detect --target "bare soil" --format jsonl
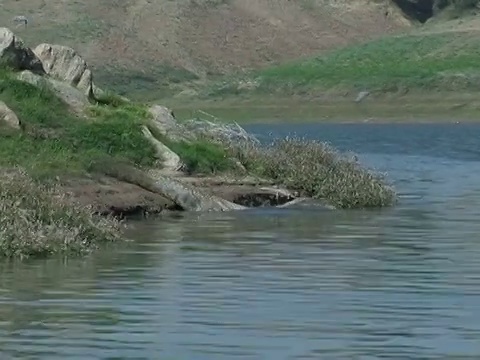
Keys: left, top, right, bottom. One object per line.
{"left": 60, "top": 176, "right": 178, "bottom": 217}
{"left": 59, "top": 174, "right": 298, "bottom": 217}
{"left": 0, "top": 0, "right": 411, "bottom": 77}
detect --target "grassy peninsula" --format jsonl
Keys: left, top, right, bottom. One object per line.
{"left": 0, "top": 58, "right": 396, "bottom": 258}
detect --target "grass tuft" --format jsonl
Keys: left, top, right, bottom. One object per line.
{"left": 167, "top": 138, "right": 235, "bottom": 175}
{"left": 218, "top": 136, "right": 396, "bottom": 208}
{"left": 0, "top": 168, "right": 121, "bottom": 259}
{"left": 175, "top": 115, "right": 397, "bottom": 208}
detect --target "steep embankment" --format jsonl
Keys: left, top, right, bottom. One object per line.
{"left": 0, "top": 0, "right": 410, "bottom": 98}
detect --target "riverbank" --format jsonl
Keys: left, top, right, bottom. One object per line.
{"left": 163, "top": 17, "right": 480, "bottom": 123}
{"left": 165, "top": 91, "right": 480, "bottom": 124}
{"left": 0, "top": 27, "right": 396, "bottom": 258}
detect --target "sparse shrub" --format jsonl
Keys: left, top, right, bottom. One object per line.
{"left": 181, "top": 117, "right": 396, "bottom": 208}
{"left": 0, "top": 168, "right": 122, "bottom": 259}
{"left": 219, "top": 136, "right": 396, "bottom": 209}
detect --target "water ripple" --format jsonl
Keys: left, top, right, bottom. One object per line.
{"left": 2, "top": 124, "right": 480, "bottom": 359}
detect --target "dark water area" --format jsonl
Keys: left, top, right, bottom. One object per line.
{"left": 2, "top": 123, "right": 480, "bottom": 359}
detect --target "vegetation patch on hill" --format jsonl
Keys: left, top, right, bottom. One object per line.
{"left": 0, "top": 69, "right": 157, "bottom": 180}
{"left": 206, "top": 31, "right": 480, "bottom": 99}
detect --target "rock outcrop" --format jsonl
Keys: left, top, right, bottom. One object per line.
{"left": 106, "top": 166, "right": 247, "bottom": 212}
{"left": 0, "top": 27, "right": 309, "bottom": 214}
{"left": 141, "top": 125, "right": 184, "bottom": 172}
{"left": 0, "top": 28, "right": 44, "bottom": 74}
{"left": 0, "top": 101, "right": 20, "bottom": 129}
{"left": 0, "top": 28, "right": 95, "bottom": 113}
{"left": 148, "top": 171, "right": 247, "bottom": 211}
{"left": 17, "top": 70, "right": 90, "bottom": 113}
{"left": 148, "top": 105, "right": 193, "bottom": 142}
{"left": 33, "top": 43, "right": 96, "bottom": 99}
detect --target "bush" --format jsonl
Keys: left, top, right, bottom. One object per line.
{"left": 225, "top": 137, "right": 397, "bottom": 209}
{"left": 167, "top": 138, "right": 235, "bottom": 175}
{"left": 0, "top": 169, "right": 122, "bottom": 259}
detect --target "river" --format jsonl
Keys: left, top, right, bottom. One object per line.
{"left": 2, "top": 123, "right": 480, "bottom": 359}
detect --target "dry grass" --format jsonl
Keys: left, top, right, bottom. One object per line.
{"left": 247, "top": 138, "right": 396, "bottom": 208}
{"left": 183, "top": 117, "right": 396, "bottom": 208}
{"left": 0, "top": 168, "right": 122, "bottom": 259}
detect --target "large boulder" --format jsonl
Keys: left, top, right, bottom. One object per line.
{"left": 0, "top": 101, "right": 20, "bottom": 129}
{"left": 0, "top": 28, "right": 44, "bottom": 73}
{"left": 33, "top": 43, "right": 95, "bottom": 99}
{"left": 17, "top": 70, "right": 90, "bottom": 113}
{"left": 148, "top": 105, "right": 193, "bottom": 142}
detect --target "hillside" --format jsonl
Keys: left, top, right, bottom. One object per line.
{"left": 163, "top": 4, "right": 480, "bottom": 122}
{"left": 0, "top": 0, "right": 411, "bottom": 98}
{"left": 208, "top": 21, "right": 480, "bottom": 98}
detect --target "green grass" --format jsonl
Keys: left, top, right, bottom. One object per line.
{"left": 0, "top": 69, "right": 156, "bottom": 258}
{"left": 146, "top": 122, "right": 237, "bottom": 175}
{"left": 0, "top": 68, "right": 241, "bottom": 178}
{"left": 167, "top": 139, "right": 235, "bottom": 175}
{"left": 0, "top": 63, "right": 397, "bottom": 217}
{"left": 94, "top": 64, "right": 199, "bottom": 100}
{"left": 0, "top": 70, "right": 157, "bottom": 179}
{"left": 206, "top": 32, "right": 480, "bottom": 97}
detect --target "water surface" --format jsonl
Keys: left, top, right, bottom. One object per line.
{"left": 2, "top": 123, "right": 480, "bottom": 359}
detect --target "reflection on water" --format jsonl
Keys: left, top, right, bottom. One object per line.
{"left": 2, "top": 123, "right": 480, "bottom": 359}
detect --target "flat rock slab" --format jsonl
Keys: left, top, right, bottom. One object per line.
{"left": 0, "top": 27, "right": 44, "bottom": 73}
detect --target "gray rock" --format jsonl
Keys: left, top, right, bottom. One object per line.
{"left": 0, "top": 27, "right": 44, "bottom": 73}
{"left": 17, "top": 70, "right": 90, "bottom": 113}
{"left": 148, "top": 105, "right": 193, "bottom": 142}
{"left": 141, "top": 125, "right": 184, "bottom": 172}
{"left": 150, "top": 173, "right": 246, "bottom": 211}
{"left": 0, "top": 101, "right": 20, "bottom": 129}
{"left": 116, "top": 168, "right": 246, "bottom": 212}
{"left": 33, "top": 43, "right": 96, "bottom": 99}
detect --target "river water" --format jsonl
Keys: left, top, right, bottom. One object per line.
{"left": 2, "top": 123, "right": 480, "bottom": 359}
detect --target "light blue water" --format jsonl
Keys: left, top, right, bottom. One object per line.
{"left": 2, "top": 123, "right": 480, "bottom": 359}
